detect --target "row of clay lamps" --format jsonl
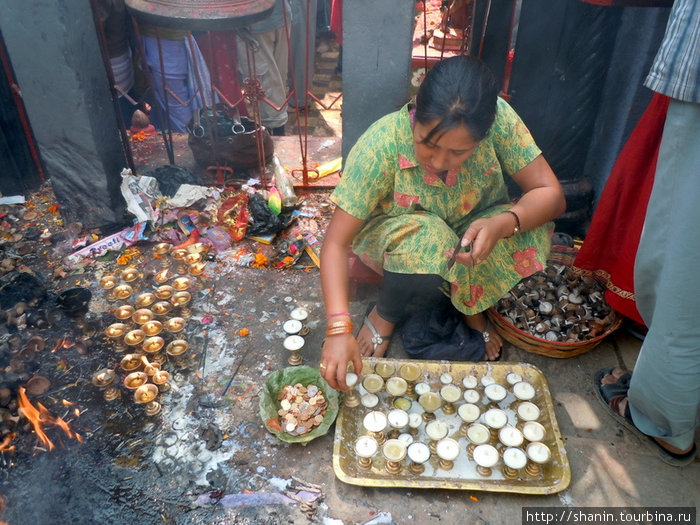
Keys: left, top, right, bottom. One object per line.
{"left": 95, "top": 242, "right": 208, "bottom": 414}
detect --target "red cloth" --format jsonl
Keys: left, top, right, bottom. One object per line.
{"left": 195, "top": 31, "right": 248, "bottom": 115}
{"left": 572, "top": 93, "right": 670, "bottom": 325}
{"left": 331, "top": 0, "right": 342, "bottom": 46}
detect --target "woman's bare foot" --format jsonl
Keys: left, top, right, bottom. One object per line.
{"left": 464, "top": 312, "right": 502, "bottom": 361}
{"left": 357, "top": 305, "right": 394, "bottom": 357}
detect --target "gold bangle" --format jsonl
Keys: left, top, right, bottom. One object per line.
{"left": 326, "top": 320, "right": 354, "bottom": 330}
{"left": 326, "top": 327, "right": 354, "bottom": 337}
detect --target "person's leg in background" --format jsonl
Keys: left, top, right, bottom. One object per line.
{"left": 237, "top": 29, "right": 289, "bottom": 135}
{"left": 289, "top": 0, "right": 318, "bottom": 109}
{"left": 630, "top": 99, "right": 700, "bottom": 456}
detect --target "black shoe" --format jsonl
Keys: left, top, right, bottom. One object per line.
{"left": 270, "top": 125, "right": 286, "bottom": 136}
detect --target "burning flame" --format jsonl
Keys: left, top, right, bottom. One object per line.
{"left": 0, "top": 432, "right": 17, "bottom": 452}
{"left": 17, "top": 387, "right": 83, "bottom": 451}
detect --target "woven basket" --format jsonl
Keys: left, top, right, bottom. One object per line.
{"left": 485, "top": 245, "right": 622, "bottom": 358}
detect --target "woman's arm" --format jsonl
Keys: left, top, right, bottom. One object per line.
{"left": 453, "top": 154, "right": 566, "bottom": 266}
{"left": 319, "top": 207, "right": 366, "bottom": 390}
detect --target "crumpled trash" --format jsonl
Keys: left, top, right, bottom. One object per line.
{"left": 400, "top": 302, "right": 485, "bottom": 361}
{"left": 120, "top": 170, "right": 162, "bottom": 223}
{"left": 144, "top": 165, "right": 198, "bottom": 197}
{"left": 246, "top": 193, "right": 291, "bottom": 237}
{"left": 65, "top": 222, "right": 148, "bottom": 265}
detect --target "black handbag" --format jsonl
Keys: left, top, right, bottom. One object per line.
{"left": 187, "top": 103, "right": 274, "bottom": 170}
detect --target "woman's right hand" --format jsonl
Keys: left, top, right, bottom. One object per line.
{"left": 320, "top": 333, "right": 363, "bottom": 391}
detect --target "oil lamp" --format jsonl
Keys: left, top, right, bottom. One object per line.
{"left": 463, "top": 388, "right": 481, "bottom": 404}
{"left": 165, "top": 339, "right": 188, "bottom": 357}
{"left": 120, "top": 353, "right": 143, "bottom": 372}
{"left": 135, "top": 292, "right": 156, "bottom": 308}
{"left": 484, "top": 383, "right": 508, "bottom": 404}
{"left": 462, "top": 375, "right": 478, "bottom": 389}
{"left": 142, "top": 320, "right": 163, "bottom": 336}
{"left": 398, "top": 363, "right": 422, "bottom": 397}
{"left": 153, "top": 268, "right": 172, "bottom": 284}
{"left": 418, "top": 391, "right": 441, "bottom": 422}
{"left": 120, "top": 267, "right": 140, "bottom": 283}
{"left": 374, "top": 361, "right": 395, "bottom": 380}
{"left": 155, "top": 285, "right": 175, "bottom": 300}
{"left": 152, "top": 369, "right": 171, "bottom": 392}
{"left": 170, "top": 291, "right": 192, "bottom": 318}
{"left": 354, "top": 435, "right": 378, "bottom": 470}
{"left": 124, "top": 371, "right": 148, "bottom": 390}
{"left": 439, "top": 384, "right": 461, "bottom": 415}
{"left": 164, "top": 317, "right": 186, "bottom": 333}
{"left": 361, "top": 374, "right": 384, "bottom": 395}
{"left": 407, "top": 441, "right": 430, "bottom": 474}
{"left": 502, "top": 447, "right": 527, "bottom": 479}
{"left": 134, "top": 383, "right": 158, "bottom": 404}
{"left": 283, "top": 335, "right": 304, "bottom": 365}
{"left": 499, "top": 425, "right": 524, "bottom": 448}
{"left": 171, "top": 248, "right": 189, "bottom": 274}
{"left": 132, "top": 308, "right": 154, "bottom": 325}
{"left": 381, "top": 438, "right": 407, "bottom": 474}
{"left": 343, "top": 372, "right": 360, "bottom": 408}
{"left": 517, "top": 402, "right": 541, "bottom": 426}
{"left": 113, "top": 284, "right": 134, "bottom": 301}
{"left": 525, "top": 442, "right": 551, "bottom": 477}
{"left": 114, "top": 304, "right": 135, "bottom": 321}
{"left": 124, "top": 329, "right": 146, "bottom": 347}
{"left": 172, "top": 276, "right": 193, "bottom": 291}
{"left": 458, "top": 403, "right": 480, "bottom": 436}
{"left": 289, "top": 307, "right": 309, "bottom": 335}
{"left": 424, "top": 419, "right": 449, "bottom": 454}
{"left": 466, "top": 423, "right": 490, "bottom": 458}
{"left": 512, "top": 381, "right": 536, "bottom": 401}
{"left": 362, "top": 411, "right": 388, "bottom": 445}
{"left": 435, "top": 437, "right": 460, "bottom": 471}
{"left": 142, "top": 336, "right": 165, "bottom": 355}
{"left": 386, "top": 409, "right": 409, "bottom": 439}
{"left": 473, "top": 444, "right": 499, "bottom": 477}
{"left": 152, "top": 301, "right": 173, "bottom": 317}
{"left": 522, "top": 421, "right": 546, "bottom": 443}
{"left": 154, "top": 242, "right": 172, "bottom": 267}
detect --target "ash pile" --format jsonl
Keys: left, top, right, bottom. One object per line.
{"left": 0, "top": 271, "right": 93, "bottom": 452}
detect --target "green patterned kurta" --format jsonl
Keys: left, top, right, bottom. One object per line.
{"left": 331, "top": 98, "right": 553, "bottom": 315}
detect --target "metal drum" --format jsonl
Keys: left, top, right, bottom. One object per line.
{"left": 125, "top": 0, "right": 275, "bottom": 31}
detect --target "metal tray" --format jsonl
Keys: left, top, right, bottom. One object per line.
{"left": 332, "top": 358, "right": 571, "bottom": 494}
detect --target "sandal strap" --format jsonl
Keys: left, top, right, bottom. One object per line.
{"left": 364, "top": 316, "right": 390, "bottom": 350}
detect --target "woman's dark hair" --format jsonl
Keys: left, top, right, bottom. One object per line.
{"left": 415, "top": 55, "right": 498, "bottom": 143}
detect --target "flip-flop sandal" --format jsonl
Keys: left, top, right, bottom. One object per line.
{"left": 594, "top": 369, "right": 697, "bottom": 467}
{"left": 594, "top": 367, "right": 631, "bottom": 403}
{"left": 361, "top": 302, "right": 392, "bottom": 357}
